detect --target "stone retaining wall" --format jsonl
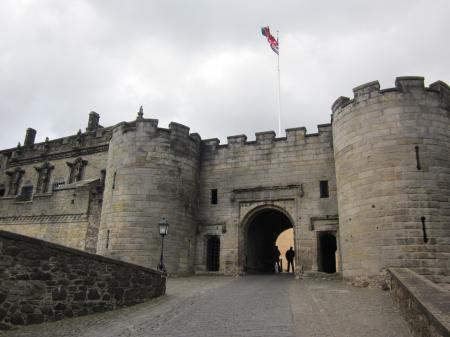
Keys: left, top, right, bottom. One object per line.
{"left": 389, "top": 268, "right": 450, "bottom": 337}
{"left": 0, "top": 230, "right": 166, "bottom": 330}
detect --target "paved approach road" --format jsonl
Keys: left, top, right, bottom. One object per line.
{"left": 3, "top": 275, "right": 411, "bottom": 337}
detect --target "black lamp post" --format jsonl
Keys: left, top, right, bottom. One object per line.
{"left": 157, "top": 217, "right": 169, "bottom": 272}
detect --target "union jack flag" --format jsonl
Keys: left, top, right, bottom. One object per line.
{"left": 261, "top": 26, "right": 279, "bottom": 55}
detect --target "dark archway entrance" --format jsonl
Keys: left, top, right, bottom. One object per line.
{"left": 206, "top": 236, "right": 220, "bottom": 271}
{"left": 318, "top": 233, "right": 337, "bottom": 273}
{"left": 245, "top": 208, "right": 293, "bottom": 273}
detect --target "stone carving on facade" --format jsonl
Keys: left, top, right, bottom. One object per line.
{"left": 67, "top": 157, "right": 88, "bottom": 184}
{"left": 74, "top": 129, "right": 83, "bottom": 147}
{"left": 35, "top": 162, "right": 54, "bottom": 193}
{"left": 14, "top": 142, "right": 22, "bottom": 157}
{"left": 44, "top": 137, "right": 50, "bottom": 151}
{"left": 137, "top": 105, "right": 144, "bottom": 119}
{"left": 6, "top": 167, "right": 25, "bottom": 195}
{"left": 86, "top": 111, "right": 101, "bottom": 131}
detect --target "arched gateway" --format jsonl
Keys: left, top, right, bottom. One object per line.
{"left": 240, "top": 205, "right": 295, "bottom": 273}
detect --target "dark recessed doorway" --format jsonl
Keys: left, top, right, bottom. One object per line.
{"left": 245, "top": 208, "right": 294, "bottom": 274}
{"left": 206, "top": 236, "right": 220, "bottom": 271}
{"left": 318, "top": 232, "right": 337, "bottom": 273}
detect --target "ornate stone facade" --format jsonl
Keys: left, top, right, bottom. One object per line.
{"left": 0, "top": 76, "right": 449, "bottom": 287}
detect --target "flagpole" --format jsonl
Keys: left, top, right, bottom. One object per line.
{"left": 276, "top": 30, "right": 282, "bottom": 136}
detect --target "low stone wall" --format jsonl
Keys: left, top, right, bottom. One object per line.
{"left": 389, "top": 268, "right": 450, "bottom": 337}
{"left": 0, "top": 230, "right": 165, "bottom": 330}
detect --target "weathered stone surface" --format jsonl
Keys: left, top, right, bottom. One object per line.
{"left": 19, "top": 304, "right": 33, "bottom": 314}
{"left": 26, "top": 313, "right": 44, "bottom": 324}
{"left": 0, "top": 255, "right": 13, "bottom": 267}
{"left": 0, "top": 308, "right": 7, "bottom": 320}
{"left": 389, "top": 268, "right": 450, "bottom": 337}
{"left": 52, "top": 288, "right": 67, "bottom": 301}
{"left": 30, "top": 271, "right": 52, "bottom": 281}
{"left": 41, "top": 306, "right": 53, "bottom": 316}
{"left": 87, "top": 289, "right": 100, "bottom": 300}
{"left": 73, "top": 291, "right": 85, "bottom": 301}
{"left": 332, "top": 79, "right": 450, "bottom": 285}
{"left": 108, "top": 288, "right": 124, "bottom": 301}
{"left": 0, "top": 292, "right": 6, "bottom": 304}
{"left": 0, "top": 231, "right": 165, "bottom": 330}
{"left": 54, "top": 302, "right": 66, "bottom": 311}
{"left": 10, "top": 313, "right": 24, "bottom": 325}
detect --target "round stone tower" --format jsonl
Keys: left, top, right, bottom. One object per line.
{"left": 97, "top": 118, "right": 201, "bottom": 274}
{"left": 332, "top": 77, "right": 450, "bottom": 285}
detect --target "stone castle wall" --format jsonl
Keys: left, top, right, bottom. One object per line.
{"left": 197, "top": 126, "right": 338, "bottom": 274}
{"left": 0, "top": 230, "right": 165, "bottom": 330}
{"left": 96, "top": 119, "right": 201, "bottom": 274}
{"left": 0, "top": 117, "right": 110, "bottom": 251}
{"left": 0, "top": 76, "right": 448, "bottom": 284}
{"left": 332, "top": 77, "right": 450, "bottom": 285}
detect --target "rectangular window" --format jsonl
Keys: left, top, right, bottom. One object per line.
{"left": 0, "top": 188, "right": 5, "bottom": 197}
{"left": 18, "top": 186, "right": 33, "bottom": 202}
{"left": 211, "top": 189, "right": 218, "bottom": 204}
{"left": 320, "top": 181, "right": 329, "bottom": 198}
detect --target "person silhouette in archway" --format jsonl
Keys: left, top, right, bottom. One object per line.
{"left": 273, "top": 246, "right": 281, "bottom": 273}
{"left": 286, "top": 247, "right": 295, "bottom": 273}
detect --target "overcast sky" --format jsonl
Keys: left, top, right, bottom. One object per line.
{"left": 1, "top": 0, "right": 449, "bottom": 149}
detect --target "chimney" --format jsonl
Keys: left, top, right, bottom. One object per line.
{"left": 86, "top": 111, "right": 100, "bottom": 131}
{"left": 24, "top": 128, "right": 36, "bottom": 147}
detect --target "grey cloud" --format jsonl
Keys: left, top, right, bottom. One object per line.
{"left": 0, "top": 0, "right": 449, "bottom": 149}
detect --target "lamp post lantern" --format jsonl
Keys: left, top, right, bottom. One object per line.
{"left": 158, "top": 217, "right": 169, "bottom": 272}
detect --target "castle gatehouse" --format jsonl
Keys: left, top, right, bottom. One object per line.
{"left": 0, "top": 76, "right": 449, "bottom": 287}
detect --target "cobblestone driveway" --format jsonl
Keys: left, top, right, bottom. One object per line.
{"left": 2, "top": 275, "right": 411, "bottom": 337}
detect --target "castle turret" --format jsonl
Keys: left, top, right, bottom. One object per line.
{"left": 96, "top": 117, "right": 201, "bottom": 274}
{"left": 24, "top": 128, "right": 36, "bottom": 147}
{"left": 332, "top": 77, "right": 450, "bottom": 285}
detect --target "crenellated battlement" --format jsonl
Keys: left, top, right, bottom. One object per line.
{"left": 169, "top": 121, "right": 190, "bottom": 137}
{"left": 332, "top": 76, "right": 450, "bottom": 115}
{"left": 395, "top": 76, "right": 425, "bottom": 92}
{"left": 285, "top": 127, "right": 306, "bottom": 143}
{"left": 255, "top": 131, "right": 275, "bottom": 144}
{"left": 353, "top": 80, "right": 381, "bottom": 101}
{"left": 227, "top": 134, "right": 247, "bottom": 146}
{"left": 429, "top": 80, "right": 450, "bottom": 105}
{"left": 201, "top": 124, "right": 332, "bottom": 155}
{"left": 111, "top": 118, "right": 201, "bottom": 145}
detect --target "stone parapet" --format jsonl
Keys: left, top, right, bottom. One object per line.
{"left": 255, "top": 131, "right": 276, "bottom": 144}
{"left": 227, "top": 134, "right": 248, "bottom": 146}
{"left": 0, "top": 230, "right": 165, "bottom": 330}
{"left": 332, "top": 76, "right": 450, "bottom": 114}
{"left": 201, "top": 124, "right": 332, "bottom": 156}
{"left": 389, "top": 268, "right": 450, "bottom": 337}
